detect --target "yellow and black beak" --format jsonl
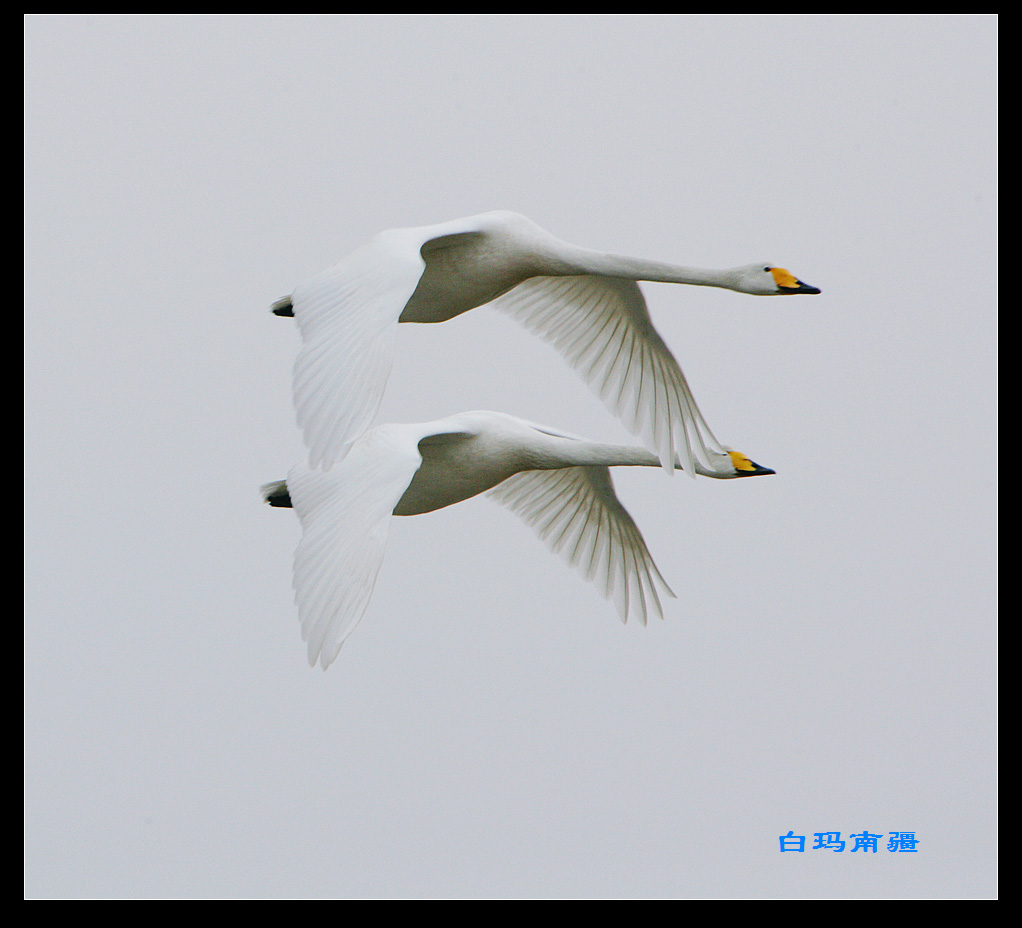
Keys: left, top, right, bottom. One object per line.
{"left": 727, "top": 451, "right": 776, "bottom": 478}
{"left": 770, "top": 267, "right": 821, "bottom": 295}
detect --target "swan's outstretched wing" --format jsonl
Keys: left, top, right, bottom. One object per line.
{"left": 285, "top": 430, "right": 423, "bottom": 669}
{"left": 290, "top": 232, "right": 425, "bottom": 469}
{"left": 490, "top": 276, "right": 726, "bottom": 477}
{"left": 487, "top": 465, "right": 676, "bottom": 625}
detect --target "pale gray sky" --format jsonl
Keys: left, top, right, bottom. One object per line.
{"left": 25, "top": 14, "right": 996, "bottom": 898}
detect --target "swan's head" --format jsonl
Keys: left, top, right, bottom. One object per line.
{"left": 696, "top": 449, "right": 776, "bottom": 478}
{"left": 732, "top": 264, "right": 821, "bottom": 296}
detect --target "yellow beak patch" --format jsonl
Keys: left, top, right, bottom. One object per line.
{"left": 770, "top": 267, "right": 801, "bottom": 289}
{"left": 727, "top": 450, "right": 758, "bottom": 472}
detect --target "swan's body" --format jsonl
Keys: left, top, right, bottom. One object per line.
{"left": 273, "top": 210, "right": 819, "bottom": 477}
{"left": 263, "top": 410, "right": 774, "bottom": 669}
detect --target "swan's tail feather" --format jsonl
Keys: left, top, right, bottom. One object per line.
{"left": 271, "top": 296, "right": 294, "bottom": 317}
{"left": 261, "top": 480, "right": 292, "bottom": 508}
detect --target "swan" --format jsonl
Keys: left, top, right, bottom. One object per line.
{"left": 262, "top": 410, "right": 774, "bottom": 669}
{"left": 271, "top": 210, "right": 819, "bottom": 478}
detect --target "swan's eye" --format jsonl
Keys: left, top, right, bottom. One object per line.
{"left": 763, "top": 266, "right": 771, "bottom": 272}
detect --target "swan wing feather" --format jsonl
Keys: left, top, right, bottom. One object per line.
{"left": 487, "top": 464, "right": 676, "bottom": 626}
{"left": 286, "top": 428, "right": 423, "bottom": 669}
{"left": 490, "top": 275, "right": 725, "bottom": 476}
{"left": 290, "top": 232, "right": 425, "bottom": 469}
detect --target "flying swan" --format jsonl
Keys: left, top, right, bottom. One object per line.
{"left": 272, "top": 211, "right": 819, "bottom": 478}
{"left": 262, "top": 410, "right": 775, "bottom": 669}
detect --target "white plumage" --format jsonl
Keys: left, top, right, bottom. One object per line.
{"left": 263, "top": 411, "right": 774, "bottom": 669}
{"left": 274, "top": 210, "right": 819, "bottom": 477}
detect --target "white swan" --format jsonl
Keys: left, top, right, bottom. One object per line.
{"left": 262, "top": 410, "right": 774, "bottom": 669}
{"left": 272, "top": 210, "right": 819, "bottom": 478}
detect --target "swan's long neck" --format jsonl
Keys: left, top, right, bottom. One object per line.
{"left": 533, "top": 436, "right": 731, "bottom": 478}
{"left": 543, "top": 441, "right": 663, "bottom": 469}
{"left": 553, "top": 242, "right": 741, "bottom": 290}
